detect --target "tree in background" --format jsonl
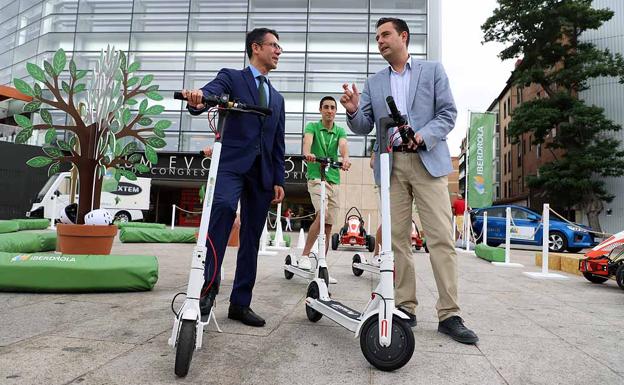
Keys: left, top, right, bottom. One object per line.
{"left": 13, "top": 47, "right": 170, "bottom": 223}
{"left": 483, "top": 0, "right": 624, "bottom": 232}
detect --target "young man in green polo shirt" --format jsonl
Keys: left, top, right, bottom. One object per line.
{"left": 299, "top": 96, "right": 351, "bottom": 272}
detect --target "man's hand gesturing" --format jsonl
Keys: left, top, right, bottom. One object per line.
{"left": 340, "top": 83, "right": 360, "bottom": 115}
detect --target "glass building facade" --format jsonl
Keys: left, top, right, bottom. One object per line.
{"left": 0, "top": 0, "right": 439, "bottom": 157}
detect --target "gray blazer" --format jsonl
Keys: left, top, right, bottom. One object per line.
{"left": 348, "top": 58, "right": 457, "bottom": 185}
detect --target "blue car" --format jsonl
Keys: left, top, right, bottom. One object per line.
{"left": 469, "top": 205, "right": 597, "bottom": 253}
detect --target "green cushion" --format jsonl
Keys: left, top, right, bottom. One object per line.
{"left": 10, "top": 218, "right": 51, "bottom": 231}
{"left": 475, "top": 243, "right": 506, "bottom": 262}
{"left": 0, "top": 232, "right": 57, "bottom": 253}
{"left": 115, "top": 222, "right": 166, "bottom": 229}
{"left": 119, "top": 227, "right": 197, "bottom": 243}
{"left": 0, "top": 252, "right": 158, "bottom": 292}
{"left": 0, "top": 220, "right": 20, "bottom": 234}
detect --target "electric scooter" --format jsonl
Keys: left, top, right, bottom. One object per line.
{"left": 283, "top": 157, "right": 342, "bottom": 286}
{"left": 303, "top": 96, "right": 417, "bottom": 371}
{"left": 168, "top": 91, "right": 272, "bottom": 378}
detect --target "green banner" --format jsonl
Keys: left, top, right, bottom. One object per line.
{"left": 467, "top": 112, "right": 495, "bottom": 208}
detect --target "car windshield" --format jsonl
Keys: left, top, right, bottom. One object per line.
{"left": 34, "top": 175, "right": 59, "bottom": 203}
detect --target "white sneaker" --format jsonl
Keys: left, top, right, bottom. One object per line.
{"left": 297, "top": 255, "right": 312, "bottom": 270}
{"left": 329, "top": 276, "right": 338, "bottom": 284}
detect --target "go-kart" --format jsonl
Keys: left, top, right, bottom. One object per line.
{"left": 578, "top": 230, "right": 624, "bottom": 290}
{"left": 331, "top": 207, "right": 375, "bottom": 252}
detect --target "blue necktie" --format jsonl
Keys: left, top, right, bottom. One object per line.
{"left": 257, "top": 75, "right": 268, "bottom": 108}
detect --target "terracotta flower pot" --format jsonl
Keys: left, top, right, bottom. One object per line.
{"left": 56, "top": 223, "right": 118, "bottom": 255}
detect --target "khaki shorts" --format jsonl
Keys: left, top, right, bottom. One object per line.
{"left": 455, "top": 215, "right": 464, "bottom": 232}
{"left": 307, "top": 179, "right": 339, "bottom": 225}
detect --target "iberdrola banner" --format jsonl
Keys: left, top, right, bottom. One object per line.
{"left": 467, "top": 112, "right": 495, "bottom": 208}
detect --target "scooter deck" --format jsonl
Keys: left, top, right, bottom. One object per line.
{"left": 307, "top": 298, "right": 361, "bottom": 332}
{"left": 284, "top": 264, "right": 316, "bottom": 280}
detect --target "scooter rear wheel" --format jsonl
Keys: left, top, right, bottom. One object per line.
{"left": 284, "top": 255, "right": 294, "bottom": 279}
{"left": 359, "top": 315, "right": 415, "bottom": 371}
{"left": 174, "top": 319, "right": 196, "bottom": 377}
{"left": 352, "top": 254, "right": 364, "bottom": 276}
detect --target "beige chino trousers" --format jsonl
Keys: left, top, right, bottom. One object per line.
{"left": 390, "top": 152, "right": 460, "bottom": 321}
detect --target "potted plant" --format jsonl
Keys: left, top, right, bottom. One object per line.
{"left": 12, "top": 46, "right": 170, "bottom": 254}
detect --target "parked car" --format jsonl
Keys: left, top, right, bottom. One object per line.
{"left": 469, "top": 205, "right": 597, "bottom": 253}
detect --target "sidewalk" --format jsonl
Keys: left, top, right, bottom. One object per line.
{"left": 1, "top": 235, "right": 623, "bottom": 385}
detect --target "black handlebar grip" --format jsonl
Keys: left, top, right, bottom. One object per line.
{"left": 232, "top": 101, "right": 272, "bottom": 117}
{"left": 386, "top": 96, "right": 407, "bottom": 127}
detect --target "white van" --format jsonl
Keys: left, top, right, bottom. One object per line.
{"left": 27, "top": 171, "right": 151, "bottom": 222}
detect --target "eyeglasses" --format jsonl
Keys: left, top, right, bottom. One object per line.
{"left": 256, "top": 41, "right": 283, "bottom": 52}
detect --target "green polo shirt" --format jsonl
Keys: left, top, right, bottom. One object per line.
{"left": 305, "top": 120, "right": 347, "bottom": 185}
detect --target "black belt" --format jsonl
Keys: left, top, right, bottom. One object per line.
{"left": 392, "top": 145, "right": 419, "bottom": 153}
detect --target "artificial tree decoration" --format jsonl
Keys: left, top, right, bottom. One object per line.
{"left": 12, "top": 47, "right": 170, "bottom": 224}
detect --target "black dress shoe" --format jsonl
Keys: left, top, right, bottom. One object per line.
{"left": 398, "top": 307, "right": 417, "bottom": 328}
{"left": 228, "top": 304, "right": 266, "bottom": 327}
{"left": 438, "top": 316, "right": 479, "bottom": 344}
{"left": 199, "top": 284, "right": 218, "bottom": 322}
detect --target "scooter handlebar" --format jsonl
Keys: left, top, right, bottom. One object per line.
{"left": 385, "top": 95, "right": 425, "bottom": 151}
{"left": 174, "top": 91, "right": 272, "bottom": 117}
{"left": 314, "top": 157, "right": 343, "bottom": 169}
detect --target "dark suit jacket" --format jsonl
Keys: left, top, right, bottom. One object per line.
{"left": 190, "top": 67, "right": 285, "bottom": 191}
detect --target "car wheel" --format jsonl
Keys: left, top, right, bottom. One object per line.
{"left": 114, "top": 211, "right": 131, "bottom": 223}
{"left": 582, "top": 272, "right": 608, "bottom": 284}
{"left": 548, "top": 231, "right": 567, "bottom": 253}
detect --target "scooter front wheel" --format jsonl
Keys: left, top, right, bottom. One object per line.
{"left": 174, "top": 319, "right": 197, "bottom": 377}
{"left": 359, "top": 315, "right": 415, "bottom": 371}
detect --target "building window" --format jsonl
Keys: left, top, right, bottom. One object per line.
{"left": 516, "top": 87, "right": 522, "bottom": 104}
{"left": 517, "top": 144, "right": 522, "bottom": 167}
{"left": 503, "top": 126, "right": 507, "bottom": 146}
{"left": 537, "top": 143, "right": 541, "bottom": 159}
{"left": 503, "top": 102, "right": 507, "bottom": 119}
{"left": 503, "top": 153, "right": 507, "bottom": 174}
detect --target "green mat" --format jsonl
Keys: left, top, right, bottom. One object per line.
{"left": 0, "top": 252, "right": 158, "bottom": 292}
{"left": 475, "top": 243, "right": 505, "bottom": 262}
{"left": 119, "top": 227, "right": 197, "bottom": 243}
{"left": 10, "top": 218, "right": 50, "bottom": 231}
{"left": 269, "top": 232, "right": 291, "bottom": 247}
{"left": 115, "top": 222, "right": 166, "bottom": 229}
{"left": 0, "top": 231, "right": 57, "bottom": 253}
{"left": 0, "top": 220, "right": 20, "bottom": 234}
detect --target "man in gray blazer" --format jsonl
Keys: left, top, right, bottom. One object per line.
{"left": 341, "top": 17, "right": 478, "bottom": 344}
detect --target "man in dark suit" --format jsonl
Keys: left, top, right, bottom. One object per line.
{"left": 182, "top": 28, "right": 285, "bottom": 327}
